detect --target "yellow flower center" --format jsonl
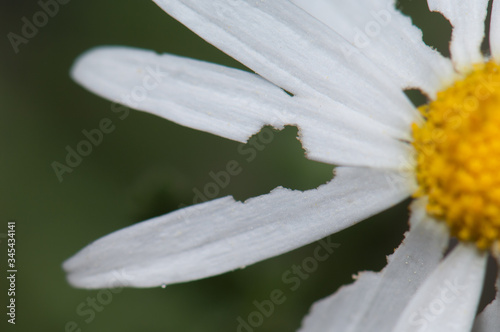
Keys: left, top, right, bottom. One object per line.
{"left": 412, "top": 61, "right": 500, "bottom": 251}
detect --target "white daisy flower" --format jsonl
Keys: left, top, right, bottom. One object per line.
{"left": 64, "top": 0, "right": 500, "bottom": 331}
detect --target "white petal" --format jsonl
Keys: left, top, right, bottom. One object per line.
{"left": 490, "top": 0, "right": 500, "bottom": 60}
{"left": 298, "top": 199, "right": 449, "bottom": 332}
{"left": 63, "top": 167, "right": 412, "bottom": 289}
{"left": 392, "top": 244, "right": 488, "bottom": 332}
{"left": 72, "top": 46, "right": 413, "bottom": 169}
{"left": 427, "top": 0, "right": 488, "bottom": 71}
{"left": 153, "top": 0, "right": 419, "bottom": 137}
{"left": 291, "top": 0, "right": 454, "bottom": 97}
{"left": 472, "top": 268, "right": 500, "bottom": 332}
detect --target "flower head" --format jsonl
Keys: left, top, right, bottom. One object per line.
{"left": 64, "top": 0, "right": 499, "bottom": 331}
{"left": 413, "top": 61, "right": 500, "bottom": 250}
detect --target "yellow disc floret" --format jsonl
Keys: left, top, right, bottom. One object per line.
{"left": 412, "top": 61, "right": 500, "bottom": 251}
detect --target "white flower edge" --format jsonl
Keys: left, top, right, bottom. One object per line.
{"left": 427, "top": 0, "right": 489, "bottom": 72}
{"left": 152, "top": 0, "right": 420, "bottom": 136}
{"left": 298, "top": 199, "right": 450, "bottom": 332}
{"left": 472, "top": 269, "right": 500, "bottom": 332}
{"left": 71, "top": 46, "right": 414, "bottom": 169}
{"left": 291, "top": 0, "right": 454, "bottom": 97}
{"left": 63, "top": 167, "right": 413, "bottom": 288}
{"left": 65, "top": 0, "right": 500, "bottom": 330}
{"left": 392, "top": 244, "right": 488, "bottom": 332}
{"left": 490, "top": 0, "right": 500, "bottom": 60}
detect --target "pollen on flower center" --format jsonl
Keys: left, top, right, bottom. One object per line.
{"left": 412, "top": 61, "right": 500, "bottom": 251}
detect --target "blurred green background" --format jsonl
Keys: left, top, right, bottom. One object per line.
{"left": 0, "top": 0, "right": 474, "bottom": 331}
